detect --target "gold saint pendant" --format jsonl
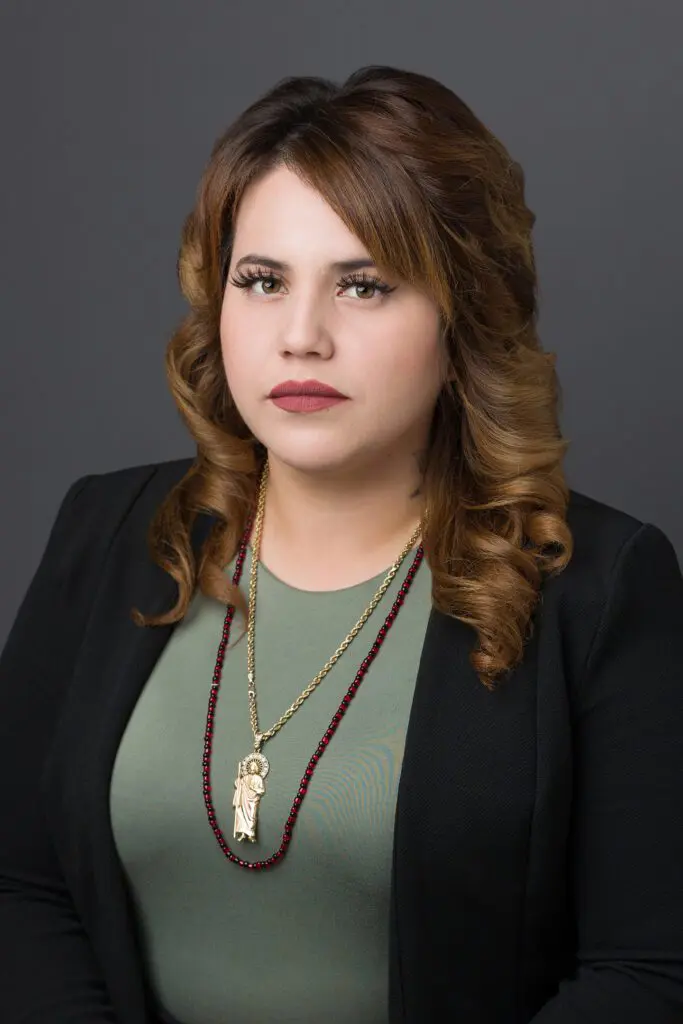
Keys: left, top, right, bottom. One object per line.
{"left": 233, "top": 751, "right": 270, "bottom": 842}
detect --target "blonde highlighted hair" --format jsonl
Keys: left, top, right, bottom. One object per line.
{"left": 132, "top": 64, "right": 573, "bottom": 691}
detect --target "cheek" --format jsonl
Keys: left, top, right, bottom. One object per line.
{"left": 362, "top": 332, "right": 444, "bottom": 404}
{"left": 219, "top": 307, "right": 256, "bottom": 393}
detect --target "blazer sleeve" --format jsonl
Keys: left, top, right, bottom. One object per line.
{"left": 531, "top": 522, "right": 683, "bottom": 1023}
{"left": 0, "top": 475, "right": 119, "bottom": 1023}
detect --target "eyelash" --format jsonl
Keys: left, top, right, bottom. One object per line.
{"left": 228, "top": 267, "right": 396, "bottom": 299}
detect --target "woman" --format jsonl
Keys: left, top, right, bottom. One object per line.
{"left": 1, "top": 64, "right": 682, "bottom": 1024}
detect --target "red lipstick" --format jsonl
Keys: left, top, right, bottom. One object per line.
{"left": 268, "top": 379, "right": 348, "bottom": 413}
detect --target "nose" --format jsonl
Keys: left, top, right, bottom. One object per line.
{"left": 278, "top": 291, "right": 335, "bottom": 359}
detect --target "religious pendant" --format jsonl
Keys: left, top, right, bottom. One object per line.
{"left": 233, "top": 750, "right": 270, "bottom": 842}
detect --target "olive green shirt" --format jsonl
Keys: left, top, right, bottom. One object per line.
{"left": 110, "top": 541, "right": 432, "bottom": 1023}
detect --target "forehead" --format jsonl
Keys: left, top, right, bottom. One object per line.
{"left": 232, "top": 166, "right": 368, "bottom": 261}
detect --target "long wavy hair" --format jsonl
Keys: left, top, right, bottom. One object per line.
{"left": 131, "top": 64, "right": 573, "bottom": 691}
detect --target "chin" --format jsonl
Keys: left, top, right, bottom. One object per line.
{"left": 268, "top": 449, "right": 353, "bottom": 476}
{"left": 262, "top": 438, "right": 368, "bottom": 477}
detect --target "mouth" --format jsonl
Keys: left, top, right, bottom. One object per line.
{"left": 269, "top": 393, "right": 348, "bottom": 413}
{"left": 268, "top": 378, "right": 347, "bottom": 399}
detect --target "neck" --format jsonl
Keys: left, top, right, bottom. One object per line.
{"left": 254, "top": 454, "right": 425, "bottom": 591}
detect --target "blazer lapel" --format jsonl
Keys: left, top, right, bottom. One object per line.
{"left": 390, "top": 604, "right": 539, "bottom": 1019}
{"left": 43, "top": 499, "right": 218, "bottom": 1024}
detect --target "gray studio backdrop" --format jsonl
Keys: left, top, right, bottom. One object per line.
{"left": 1, "top": 1, "right": 682, "bottom": 645}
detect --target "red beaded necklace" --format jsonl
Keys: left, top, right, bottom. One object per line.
{"left": 202, "top": 506, "right": 425, "bottom": 871}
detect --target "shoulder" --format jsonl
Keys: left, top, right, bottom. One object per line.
{"left": 61, "top": 465, "right": 680, "bottom": 602}
{"left": 74, "top": 454, "right": 194, "bottom": 508}
{"left": 48, "top": 455, "right": 195, "bottom": 577}
{"left": 562, "top": 485, "right": 679, "bottom": 591}
{"left": 541, "top": 486, "right": 681, "bottom": 687}
{"left": 567, "top": 484, "right": 644, "bottom": 538}
{"left": 65, "top": 454, "right": 195, "bottom": 528}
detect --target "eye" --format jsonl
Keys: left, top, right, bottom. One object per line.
{"left": 228, "top": 268, "right": 283, "bottom": 295}
{"left": 337, "top": 272, "right": 396, "bottom": 300}
{"left": 228, "top": 267, "right": 397, "bottom": 301}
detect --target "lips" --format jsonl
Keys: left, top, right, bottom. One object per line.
{"left": 268, "top": 378, "right": 347, "bottom": 398}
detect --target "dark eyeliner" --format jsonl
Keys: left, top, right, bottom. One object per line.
{"left": 228, "top": 267, "right": 396, "bottom": 296}
{"left": 337, "top": 271, "right": 396, "bottom": 295}
{"left": 229, "top": 267, "right": 279, "bottom": 289}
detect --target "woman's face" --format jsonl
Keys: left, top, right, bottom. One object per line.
{"left": 220, "top": 164, "right": 445, "bottom": 478}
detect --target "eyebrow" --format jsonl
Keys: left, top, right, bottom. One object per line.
{"left": 233, "top": 253, "right": 379, "bottom": 274}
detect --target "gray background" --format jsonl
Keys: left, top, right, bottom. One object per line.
{"left": 1, "top": 1, "right": 681, "bottom": 645}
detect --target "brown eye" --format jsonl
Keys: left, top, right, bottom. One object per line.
{"left": 258, "top": 277, "right": 281, "bottom": 295}
{"left": 337, "top": 272, "right": 395, "bottom": 300}
{"left": 228, "top": 269, "right": 283, "bottom": 295}
{"left": 350, "top": 282, "right": 376, "bottom": 299}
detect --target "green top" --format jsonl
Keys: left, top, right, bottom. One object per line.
{"left": 110, "top": 540, "right": 433, "bottom": 1023}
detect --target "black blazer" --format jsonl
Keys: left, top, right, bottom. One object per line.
{"left": 1, "top": 456, "right": 683, "bottom": 1024}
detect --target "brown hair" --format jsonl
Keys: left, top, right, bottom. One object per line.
{"left": 131, "top": 64, "right": 573, "bottom": 691}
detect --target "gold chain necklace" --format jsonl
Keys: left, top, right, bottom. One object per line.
{"left": 232, "top": 460, "right": 423, "bottom": 843}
